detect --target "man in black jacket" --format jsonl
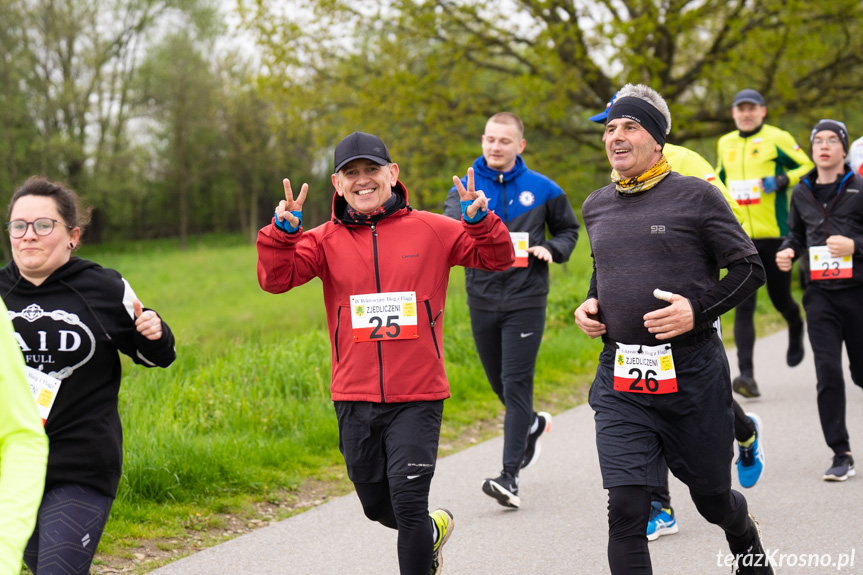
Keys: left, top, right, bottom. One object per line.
{"left": 776, "top": 119, "right": 863, "bottom": 482}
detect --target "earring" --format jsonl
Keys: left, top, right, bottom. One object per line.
{"left": 69, "top": 242, "right": 75, "bottom": 249}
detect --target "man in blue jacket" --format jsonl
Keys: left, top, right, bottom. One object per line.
{"left": 444, "top": 112, "right": 579, "bottom": 508}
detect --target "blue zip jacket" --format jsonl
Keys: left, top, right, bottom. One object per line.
{"left": 444, "top": 155, "right": 579, "bottom": 311}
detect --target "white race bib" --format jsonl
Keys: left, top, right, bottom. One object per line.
{"left": 27, "top": 366, "right": 62, "bottom": 425}
{"left": 729, "top": 179, "right": 762, "bottom": 205}
{"left": 350, "top": 292, "right": 418, "bottom": 342}
{"left": 809, "top": 246, "right": 853, "bottom": 281}
{"left": 613, "top": 343, "right": 678, "bottom": 394}
{"left": 510, "top": 232, "right": 529, "bottom": 268}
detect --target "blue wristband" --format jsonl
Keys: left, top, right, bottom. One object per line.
{"left": 460, "top": 200, "right": 487, "bottom": 224}
{"left": 274, "top": 210, "right": 303, "bottom": 233}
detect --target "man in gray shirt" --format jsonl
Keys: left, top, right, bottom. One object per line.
{"left": 574, "top": 83, "right": 773, "bottom": 574}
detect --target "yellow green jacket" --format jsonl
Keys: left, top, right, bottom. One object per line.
{"left": 716, "top": 124, "right": 813, "bottom": 238}
{"left": 0, "top": 300, "right": 48, "bottom": 575}
{"left": 664, "top": 143, "right": 743, "bottom": 224}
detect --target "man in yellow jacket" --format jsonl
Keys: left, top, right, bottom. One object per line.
{"left": 0, "top": 300, "right": 48, "bottom": 575}
{"left": 716, "top": 88, "right": 812, "bottom": 398}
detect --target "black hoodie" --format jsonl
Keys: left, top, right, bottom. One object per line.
{"left": 1, "top": 257, "right": 176, "bottom": 497}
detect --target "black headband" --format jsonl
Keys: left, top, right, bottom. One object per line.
{"left": 606, "top": 97, "right": 668, "bottom": 149}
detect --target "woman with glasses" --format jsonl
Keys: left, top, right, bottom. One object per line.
{"left": 0, "top": 176, "right": 176, "bottom": 575}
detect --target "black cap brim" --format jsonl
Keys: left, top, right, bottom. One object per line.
{"left": 334, "top": 155, "right": 389, "bottom": 174}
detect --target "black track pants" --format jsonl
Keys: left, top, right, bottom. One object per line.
{"left": 469, "top": 307, "right": 545, "bottom": 474}
{"left": 734, "top": 237, "right": 802, "bottom": 377}
{"left": 803, "top": 284, "right": 863, "bottom": 455}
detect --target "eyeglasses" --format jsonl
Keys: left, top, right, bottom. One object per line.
{"left": 813, "top": 137, "right": 842, "bottom": 147}
{"left": 5, "top": 218, "right": 72, "bottom": 239}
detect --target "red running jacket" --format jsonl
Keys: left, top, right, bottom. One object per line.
{"left": 257, "top": 181, "right": 515, "bottom": 402}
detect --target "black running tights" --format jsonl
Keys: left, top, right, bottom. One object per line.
{"left": 23, "top": 483, "right": 114, "bottom": 575}
{"left": 607, "top": 485, "right": 756, "bottom": 574}
{"left": 354, "top": 474, "right": 433, "bottom": 575}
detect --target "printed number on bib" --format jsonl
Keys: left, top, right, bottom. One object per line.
{"left": 809, "top": 246, "right": 853, "bottom": 280}
{"left": 510, "top": 232, "right": 529, "bottom": 268}
{"left": 729, "top": 179, "right": 762, "bottom": 205}
{"left": 613, "top": 343, "right": 678, "bottom": 394}
{"left": 27, "top": 366, "right": 62, "bottom": 426}
{"left": 350, "top": 292, "right": 418, "bottom": 342}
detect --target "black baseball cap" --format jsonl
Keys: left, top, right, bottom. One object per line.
{"left": 733, "top": 89, "right": 765, "bottom": 107}
{"left": 333, "top": 132, "right": 392, "bottom": 173}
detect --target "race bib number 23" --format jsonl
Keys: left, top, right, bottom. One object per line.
{"left": 350, "top": 291, "right": 418, "bottom": 342}
{"left": 809, "top": 246, "right": 852, "bottom": 281}
{"left": 613, "top": 343, "right": 678, "bottom": 394}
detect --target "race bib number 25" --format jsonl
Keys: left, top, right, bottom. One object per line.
{"left": 613, "top": 343, "right": 678, "bottom": 394}
{"left": 350, "top": 291, "right": 418, "bottom": 342}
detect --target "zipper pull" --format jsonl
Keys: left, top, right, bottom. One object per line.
{"left": 430, "top": 309, "right": 442, "bottom": 327}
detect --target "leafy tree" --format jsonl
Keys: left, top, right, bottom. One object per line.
{"left": 243, "top": 0, "right": 863, "bottom": 208}
{"left": 136, "top": 19, "right": 222, "bottom": 248}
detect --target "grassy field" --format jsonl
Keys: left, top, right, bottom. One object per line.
{"left": 19, "top": 233, "right": 799, "bottom": 573}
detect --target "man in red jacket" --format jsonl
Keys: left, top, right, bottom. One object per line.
{"left": 257, "top": 132, "right": 515, "bottom": 575}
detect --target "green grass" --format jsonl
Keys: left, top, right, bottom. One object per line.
{"left": 54, "top": 232, "right": 799, "bottom": 572}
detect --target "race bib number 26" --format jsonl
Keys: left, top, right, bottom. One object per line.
{"left": 613, "top": 343, "right": 678, "bottom": 394}
{"left": 350, "top": 291, "right": 418, "bottom": 342}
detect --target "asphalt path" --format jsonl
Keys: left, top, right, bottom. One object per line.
{"left": 149, "top": 330, "right": 863, "bottom": 574}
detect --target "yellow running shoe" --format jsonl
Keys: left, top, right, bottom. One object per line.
{"left": 430, "top": 508, "right": 454, "bottom": 575}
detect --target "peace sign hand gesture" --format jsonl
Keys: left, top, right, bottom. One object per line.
{"left": 453, "top": 167, "right": 488, "bottom": 220}
{"left": 276, "top": 178, "right": 308, "bottom": 229}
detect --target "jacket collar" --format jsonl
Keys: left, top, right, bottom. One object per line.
{"left": 330, "top": 180, "right": 411, "bottom": 225}
{"left": 801, "top": 164, "right": 856, "bottom": 194}
{"left": 471, "top": 154, "right": 527, "bottom": 183}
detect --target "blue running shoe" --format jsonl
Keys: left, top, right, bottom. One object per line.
{"left": 737, "top": 413, "right": 764, "bottom": 488}
{"left": 646, "top": 500, "right": 678, "bottom": 541}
